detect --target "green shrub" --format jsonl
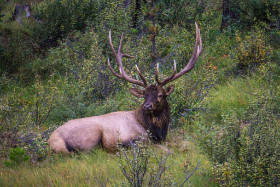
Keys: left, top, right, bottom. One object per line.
{"left": 0, "top": 74, "right": 63, "bottom": 158}
{"left": 94, "top": 0, "right": 135, "bottom": 54}
{"left": 234, "top": 28, "right": 272, "bottom": 73}
{"left": 168, "top": 66, "right": 216, "bottom": 127}
{"left": 199, "top": 87, "right": 280, "bottom": 186}
{"left": 0, "top": 21, "right": 36, "bottom": 73}
{"left": 239, "top": 0, "right": 280, "bottom": 30}
{"left": 4, "top": 147, "right": 30, "bottom": 167}
{"left": 39, "top": 30, "right": 124, "bottom": 122}
{"left": 23, "top": 127, "right": 55, "bottom": 162}
{"left": 0, "top": 86, "right": 33, "bottom": 156}
{"left": 33, "top": 0, "right": 107, "bottom": 48}
{"left": 157, "top": 0, "right": 220, "bottom": 28}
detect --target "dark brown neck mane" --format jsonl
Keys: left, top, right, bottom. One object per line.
{"left": 135, "top": 101, "right": 170, "bottom": 143}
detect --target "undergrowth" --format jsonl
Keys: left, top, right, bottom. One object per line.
{"left": 196, "top": 63, "right": 280, "bottom": 185}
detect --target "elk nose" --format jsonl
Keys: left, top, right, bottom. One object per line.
{"left": 144, "top": 103, "right": 152, "bottom": 110}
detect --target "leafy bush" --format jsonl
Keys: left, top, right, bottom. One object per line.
{"left": 0, "top": 22, "right": 36, "bottom": 73}
{"left": 239, "top": 0, "right": 280, "bottom": 30}
{"left": 2, "top": 127, "right": 55, "bottom": 163}
{"left": 0, "top": 0, "right": 107, "bottom": 74}
{"left": 67, "top": 32, "right": 116, "bottom": 101}
{"left": 23, "top": 127, "right": 55, "bottom": 163}
{"left": 0, "top": 74, "right": 62, "bottom": 158}
{"left": 0, "top": 87, "right": 33, "bottom": 156}
{"left": 234, "top": 28, "right": 272, "bottom": 73}
{"left": 168, "top": 66, "right": 216, "bottom": 127}
{"left": 33, "top": 0, "right": 107, "bottom": 48}
{"left": 2, "top": 127, "right": 52, "bottom": 164}
{"left": 199, "top": 86, "right": 280, "bottom": 186}
{"left": 4, "top": 147, "right": 30, "bottom": 167}
{"left": 156, "top": 0, "right": 218, "bottom": 28}
{"left": 94, "top": 0, "right": 135, "bottom": 55}
{"left": 38, "top": 30, "right": 124, "bottom": 123}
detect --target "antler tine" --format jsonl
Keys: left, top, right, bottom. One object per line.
{"left": 155, "top": 63, "right": 160, "bottom": 84}
{"left": 135, "top": 65, "right": 148, "bottom": 86}
{"left": 158, "top": 22, "right": 202, "bottom": 86}
{"left": 108, "top": 30, "right": 147, "bottom": 87}
{"left": 108, "top": 30, "right": 118, "bottom": 60}
{"left": 156, "top": 60, "right": 177, "bottom": 86}
{"left": 107, "top": 58, "right": 124, "bottom": 80}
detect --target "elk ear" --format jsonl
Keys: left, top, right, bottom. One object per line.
{"left": 165, "top": 85, "right": 175, "bottom": 96}
{"left": 130, "top": 88, "right": 144, "bottom": 98}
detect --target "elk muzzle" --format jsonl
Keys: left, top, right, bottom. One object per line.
{"left": 143, "top": 103, "right": 152, "bottom": 111}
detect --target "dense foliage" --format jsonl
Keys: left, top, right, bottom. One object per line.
{"left": 0, "top": 0, "right": 279, "bottom": 186}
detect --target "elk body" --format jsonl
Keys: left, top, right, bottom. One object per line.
{"left": 48, "top": 23, "right": 202, "bottom": 153}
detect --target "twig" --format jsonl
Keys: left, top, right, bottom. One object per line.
{"left": 179, "top": 161, "right": 200, "bottom": 187}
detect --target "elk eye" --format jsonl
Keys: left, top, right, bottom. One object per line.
{"left": 158, "top": 94, "right": 163, "bottom": 98}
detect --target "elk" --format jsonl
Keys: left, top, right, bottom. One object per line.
{"left": 48, "top": 23, "right": 202, "bottom": 153}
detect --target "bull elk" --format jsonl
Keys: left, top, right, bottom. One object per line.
{"left": 48, "top": 23, "right": 202, "bottom": 153}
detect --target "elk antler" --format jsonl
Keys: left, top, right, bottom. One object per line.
{"left": 156, "top": 22, "right": 202, "bottom": 86}
{"left": 107, "top": 30, "right": 147, "bottom": 87}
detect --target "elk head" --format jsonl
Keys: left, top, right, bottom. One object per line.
{"left": 107, "top": 23, "right": 202, "bottom": 142}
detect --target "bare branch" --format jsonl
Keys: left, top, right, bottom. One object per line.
{"left": 179, "top": 161, "right": 200, "bottom": 187}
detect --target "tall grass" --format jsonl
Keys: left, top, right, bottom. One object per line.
{"left": 204, "top": 75, "right": 269, "bottom": 123}
{"left": 0, "top": 129, "right": 218, "bottom": 186}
